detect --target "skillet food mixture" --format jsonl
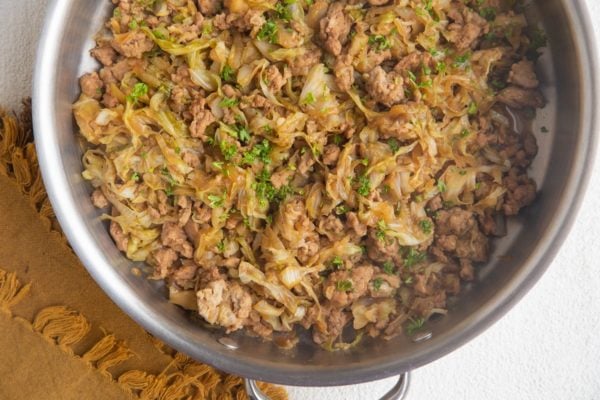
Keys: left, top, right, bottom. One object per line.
{"left": 75, "top": 0, "right": 545, "bottom": 348}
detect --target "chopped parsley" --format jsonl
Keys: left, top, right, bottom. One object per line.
{"left": 219, "top": 140, "right": 238, "bottom": 161}
{"left": 208, "top": 193, "right": 226, "bottom": 208}
{"left": 257, "top": 21, "right": 278, "bottom": 44}
{"left": 217, "top": 240, "right": 226, "bottom": 253}
{"left": 331, "top": 256, "right": 344, "bottom": 268}
{"left": 452, "top": 53, "right": 471, "bottom": 69}
{"left": 252, "top": 169, "right": 293, "bottom": 207}
{"left": 527, "top": 27, "right": 547, "bottom": 58}
{"left": 336, "top": 279, "right": 353, "bottom": 292}
{"left": 407, "top": 70, "right": 417, "bottom": 83}
{"left": 242, "top": 139, "right": 272, "bottom": 165}
{"left": 387, "top": 138, "right": 400, "bottom": 152}
{"left": 403, "top": 247, "right": 426, "bottom": 268}
{"left": 467, "top": 102, "right": 478, "bottom": 116}
{"left": 459, "top": 128, "right": 470, "bottom": 138}
{"left": 479, "top": 7, "right": 497, "bottom": 21}
{"left": 383, "top": 261, "right": 395, "bottom": 275}
{"left": 490, "top": 79, "right": 507, "bottom": 90}
{"left": 219, "top": 97, "right": 239, "bottom": 108}
{"left": 356, "top": 174, "right": 371, "bottom": 196}
{"left": 275, "top": 2, "right": 293, "bottom": 21}
{"left": 435, "top": 61, "right": 447, "bottom": 74}
{"left": 127, "top": 82, "right": 149, "bottom": 104}
{"left": 372, "top": 277, "right": 383, "bottom": 291}
{"left": 333, "top": 134, "right": 344, "bottom": 145}
{"left": 301, "top": 92, "right": 316, "bottom": 105}
{"left": 419, "top": 219, "right": 433, "bottom": 234}
{"left": 368, "top": 35, "right": 391, "bottom": 51}
{"left": 335, "top": 204, "right": 349, "bottom": 215}
{"left": 437, "top": 180, "right": 447, "bottom": 193}
{"left": 375, "top": 220, "right": 388, "bottom": 241}
{"left": 128, "top": 20, "right": 139, "bottom": 30}
{"left": 221, "top": 65, "right": 235, "bottom": 82}
{"left": 152, "top": 29, "right": 168, "bottom": 40}
{"left": 406, "top": 317, "right": 425, "bottom": 335}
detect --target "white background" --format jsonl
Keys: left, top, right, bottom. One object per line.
{"left": 1, "top": 1, "right": 599, "bottom": 399}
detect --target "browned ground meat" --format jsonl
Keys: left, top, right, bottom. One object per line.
{"left": 80, "top": 73, "right": 103, "bottom": 99}
{"left": 77, "top": 0, "right": 545, "bottom": 348}
{"left": 111, "top": 31, "right": 155, "bottom": 59}
{"left": 497, "top": 86, "right": 546, "bottom": 109}
{"left": 365, "top": 67, "right": 405, "bottom": 107}
{"left": 334, "top": 54, "right": 355, "bottom": 92}
{"left": 508, "top": 60, "right": 540, "bottom": 89}
{"left": 319, "top": 2, "right": 352, "bottom": 56}
{"left": 91, "top": 46, "right": 117, "bottom": 66}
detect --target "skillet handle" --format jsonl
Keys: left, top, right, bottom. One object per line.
{"left": 245, "top": 372, "right": 410, "bottom": 400}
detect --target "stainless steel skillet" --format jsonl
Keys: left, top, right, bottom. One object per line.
{"left": 33, "top": 1, "right": 598, "bottom": 398}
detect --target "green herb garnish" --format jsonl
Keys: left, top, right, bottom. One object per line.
{"left": 368, "top": 35, "right": 391, "bottom": 51}
{"left": 372, "top": 277, "right": 383, "bottom": 291}
{"left": 257, "top": 21, "right": 278, "bottom": 44}
{"left": 406, "top": 317, "right": 425, "bottom": 335}
{"left": 127, "top": 82, "right": 149, "bottom": 104}
{"left": 383, "top": 261, "right": 395, "bottom": 275}
{"left": 336, "top": 279, "right": 353, "bottom": 292}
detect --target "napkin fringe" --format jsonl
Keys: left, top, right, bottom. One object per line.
{"left": 0, "top": 102, "right": 288, "bottom": 400}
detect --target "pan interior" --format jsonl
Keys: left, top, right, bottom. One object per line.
{"left": 34, "top": 0, "right": 594, "bottom": 386}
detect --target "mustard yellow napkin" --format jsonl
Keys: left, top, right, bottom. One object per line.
{"left": 0, "top": 101, "right": 287, "bottom": 400}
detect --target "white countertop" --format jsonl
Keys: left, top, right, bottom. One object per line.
{"left": 2, "top": 1, "right": 599, "bottom": 399}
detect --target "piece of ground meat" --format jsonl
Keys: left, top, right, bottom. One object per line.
{"left": 333, "top": 54, "right": 354, "bottom": 92}
{"left": 184, "top": 219, "right": 200, "bottom": 243}
{"left": 109, "top": 221, "right": 129, "bottom": 252}
{"left": 369, "top": 273, "right": 400, "bottom": 298}
{"left": 367, "top": 231, "right": 402, "bottom": 264}
{"left": 102, "top": 93, "right": 119, "bottom": 108}
{"left": 288, "top": 46, "right": 322, "bottom": 76}
{"left": 323, "top": 265, "right": 374, "bottom": 307}
{"left": 434, "top": 207, "right": 489, "bottom": 264}
{"left": 497, "top": 86, "right": 545, "bottom": 109}
{"left": 318, "top": 215, "right": 345, "bottom": 240}
{"left": 365, "top": 67, "right": 405, "bottom": 107}
{"left": 319, "top": 2, "right": 352, "bottom": 56}
{"left": 347, "top": 212, "right": 367, "bottom": 237}
{"left": 172, "top": 260, "right": 198, "bottom": 289}
{"left": 111, "top": 31, "right": 155, "bottom": 59}
{"left": 446, "top": 7, "right": 488, "bottom": 50}
{"left": 508, "top": 60, "right": 539, "bottom": 89}
{"left": 298, "top": 151, "right": 315, "bottom": 177}
{"left": 270, "top": 169, "right": 293, "bottom": 189}
{"left": 394, "top": 51, "right": 434, "bottom": 75}
{"left": 152, "top": 247, "right": 178, "bottom": 279}
{"left": 234, "top": 9, "right": 265, "bottom": 35}
{"left": 190, "top": 98, "right": 216, "bottom": 139}
{"left": 322, "top": 144, "right": 340, "bottom": 166}
{"left": 80, "top": 72, "right": 103, "bottom": 99}
{"left": 410, "top": 292, "right": 447, "bottom": 317}
{"left": 265, "top": 65, "right": 288, "bottom": 93}
{"left": 161, "top": 222, "right": 194, "bottom": 258}
{"left": 91, "top": 189, "right": 109, "bottom": 209}
{"left": 91, "top": 45, "right": 117, "bottom": 66}
{"left": 196, "top": 279, "right": 252, "bottom": 332}
{"left": 197, "top": 0, "right": 221, "bottom": 16}
{"left": 502, "top": 168, "right": 537, "bottom": 215}
{"left": 312, "top": 304, "right": 350, "bottom": 344}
